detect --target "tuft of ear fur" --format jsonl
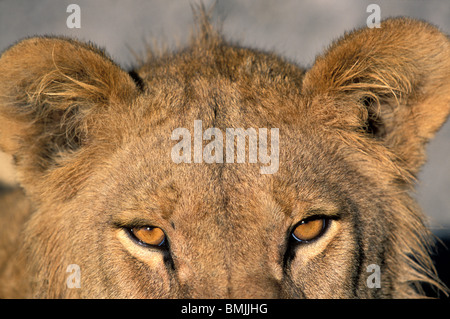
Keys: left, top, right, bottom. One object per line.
{"left": 0, "top": 37, "right": 138, "bottom": 195}
{"left": 303, "top": 18, "right": 450, "bottom": 177}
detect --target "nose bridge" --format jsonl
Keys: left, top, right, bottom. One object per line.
{"left": 171, "top": 167, "right": 283, "bottom": 298}
{"left": 172, "top": 216, "right": 283, "bottom": 298}
{"left": 173, "top": 243, "right": 283, "bottom": 298}
{"left": 226, "top": 238, "right": 284, "bottom": 298}
{"left": 172, "top": 237, "right": 229, "bottom": 298}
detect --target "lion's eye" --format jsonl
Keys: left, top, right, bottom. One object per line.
{"left": 292, "top": 218, "right": 328, "bottom": 243}
{"left": 129, "top": 226, "right": 166, "bottom": 247}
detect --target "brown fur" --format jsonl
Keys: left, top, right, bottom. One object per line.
{"left": 0, "top": 12, "right": 449, "bottom": 298}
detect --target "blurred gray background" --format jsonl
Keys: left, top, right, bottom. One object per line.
{"left": 0, "top": 0, "right": 449, "bottom": 236}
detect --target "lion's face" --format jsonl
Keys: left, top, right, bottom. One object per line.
{"left": 22, "top": 93, "right": 429, "bottom": 298}
{"left": 72, "top": 122, "right": 367, "bottom": 298}
{"left": 0, "top": 16, "right": 449, "bottom": 298}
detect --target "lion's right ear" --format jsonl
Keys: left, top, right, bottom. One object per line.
{"left": 302, "top": 18, "right": 450, "bottom": 178}
{"left": 0, "top": 37, "right": 138, "bottom": 194}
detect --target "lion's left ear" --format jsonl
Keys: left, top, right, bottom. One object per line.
{"left": 0, "top": 37, "right": 138, "bottom": 197}
{"left": 303, "top": 18, "right": 450, "bottom": 176}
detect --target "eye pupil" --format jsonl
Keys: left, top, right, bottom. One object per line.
{"left": 292, "top": 218, "right": 326, "bottom": 243}
{"left": 132, "top": 226, "right": 166, "bottom": 247}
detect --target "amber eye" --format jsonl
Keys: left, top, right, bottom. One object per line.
{"left": 292, "top": 218, "right": 327, "bottom": 243}
{"left": 129, "top": 226, "right": 166, "bottom": 247}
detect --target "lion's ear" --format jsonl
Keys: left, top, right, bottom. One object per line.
{"left": 0, "top": 37, "right": 138, "bottom": 192}
{"left": 303, "top": 18, "right": 450, "bottom": 176}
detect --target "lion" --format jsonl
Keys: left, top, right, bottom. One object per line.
{"left": 0, "top": 12, "right": 449, "bottom": 298}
